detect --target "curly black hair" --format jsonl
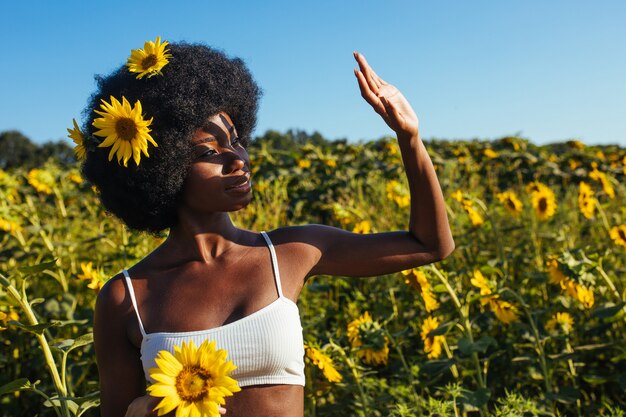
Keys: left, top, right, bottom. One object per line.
{"left": 80, "top": 42, "right": 261, "bottom": 236}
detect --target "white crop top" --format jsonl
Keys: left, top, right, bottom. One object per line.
{"left": 122, "top": 231, "right": 305, "bottom": 387}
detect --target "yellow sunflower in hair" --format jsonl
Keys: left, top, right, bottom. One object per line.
{"left": 92, "top": 96, "right": 157, "bottom": 167}
{"left": 67, "top": 119, "right": 86, "bottom": 160}
{"left": 127, "top": 36, "right": 172, "bottom": 79}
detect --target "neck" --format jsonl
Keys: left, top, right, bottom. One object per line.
{"left": 164, "top": 210, "right": 243, "bottom": 264}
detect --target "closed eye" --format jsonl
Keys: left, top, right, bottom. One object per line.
{"left": 200, "top": 138, "right": 242, "bottom": 158}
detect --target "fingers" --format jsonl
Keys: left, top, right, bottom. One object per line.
{"left": 219, "top": 405, "right": 227, "bottom": 415}
{"left": 353, "top": 51, "right": 380, "bottom": 93}
{"left": 353, "top": 51, "right": 387, "bottom": 90}
{"left": 354, "top": 67, "right": 388, "bottom": 120}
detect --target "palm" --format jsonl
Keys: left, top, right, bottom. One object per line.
{"left": 353, "top": 52, "right": 419, "bottom": 139}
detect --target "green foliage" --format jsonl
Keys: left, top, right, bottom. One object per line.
{"left": 1, "top": 131, "right": 626, "bottom": 416}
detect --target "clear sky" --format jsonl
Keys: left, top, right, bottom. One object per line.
{"left": 1, "top": 0, "right": 625, "bottom": 146}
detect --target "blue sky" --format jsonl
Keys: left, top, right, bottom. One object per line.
{"left": 1, "top": 0, "right": 625, "bottom": 146}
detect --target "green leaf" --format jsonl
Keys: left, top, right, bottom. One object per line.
{"left": 458, "top": 335, "right": 496, "bottom": 355}
{"left": 574, "top": 343, "right": 612, "bottom": 352}
{"left": 72, "top": 390, "right": 100, "bottom": 405}
{"left": 582, "top": 374, "right": 609, "bottom": 385}
{"left": 461, "top": 388, "right": 490, "bottom": 410}
{"left": 431, "top": 284, "right": 448, "bottom": 293}
{"left": 547, "top": 351, "right": 577, "bottom": 361}
{"left": 0, "top": 378, "right": 33, "bottom": 396}
{"left": 429, "top": 320, "right": 457, "bottom": 336}
{"left": 53, "top": 333, "right": 94, "bottom": 354}
{"left": 52, "top": 339, "right": 74, "bottom": 352}
{"left": 420, "top": 360, "right": 454, "bottom": 376}
{"left": 44, "top": 398, "right": 79, "bottom": 413}
{"left": 11, "top": 320, "right": 62, "bottom": 335}
{"left": 511, "top": 356, "right": 534, "bottom": 363}
{"left": 77, "top": 398, "right": 101, "bottom": 417}
{"left": 591, "top": 302, "right": 625, "bottom": 319}
{"left": 17, "top": 259, "right": 58, "bottom": 275}
{"left": 548, "top": 386, "right": 580, "bottom": 404}
{"left": 29, "top": 298, "right": 45, "bottom": 306}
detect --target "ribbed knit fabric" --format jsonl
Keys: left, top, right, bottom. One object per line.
{"left": 122, "top": 231, "right": 305, "bottom": 387}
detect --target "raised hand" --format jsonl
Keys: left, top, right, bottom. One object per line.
{"left": 353, "top": 51, "right": 419, "bottom": 140}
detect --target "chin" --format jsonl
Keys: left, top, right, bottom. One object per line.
{"left": 229, "top": 196, "right": 253, "bottom": 212}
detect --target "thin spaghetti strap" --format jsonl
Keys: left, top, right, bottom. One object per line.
{"left": 122, "top": 269, "right": 147, "bottom": 338}
{"left": 260, "top": 231, "right": 284, "bottom": 298}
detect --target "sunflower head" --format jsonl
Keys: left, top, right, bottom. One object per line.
{"left": 352, "top": 220, "right": 371, "bottom": 234}
{"left": 92, "top": 96, "right": 157, "bottom": 167}
{"left": 304, "top": 343, "right": 343, "bottom": 383}
{"left": 496, "top": 191, "right": 523, "bottom": 216}
{"left": 489, "top": 298, "right": 519, "bottom": 324}
{"left": 27, "top": 169, "right": 55, "bottom": 195}
{"left": 546, "top": 312, "right": 574, "bottom": 334}
{"left": 530, "top": 185, "right": 557, "bottom": 220}
{"left": 127, "top": 36, "right": 172, "bottom": 79}
{"left": 347, "top": 312, "right": 389, "bottom": 365}
{"left": 67, "top": 119, "right": 87, "bottom": 160}
{"left": 148, "top": 340, "right": 240, "bottom": 417}
{"left": 609, "top": 225, "right": 626, "bottom": 249}
{"left": 420, "top": 316, "right": 445, "bottom": 359}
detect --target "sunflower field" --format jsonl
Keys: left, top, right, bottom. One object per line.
{"left": 1, "top": 134, "right": 625, "bottom": 416}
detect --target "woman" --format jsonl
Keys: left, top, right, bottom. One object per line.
{"left": 88, "top": 40, "right": 454, "bottom": 417}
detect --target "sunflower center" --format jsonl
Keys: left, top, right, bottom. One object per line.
{"left": 358, "top": 321, "right": 386, "bottom": 351}
{"left": 175, "top": 366, "right": 213, "bottom": 402}
{"left": 115, "top": 118, "right": 138, "bottom": 142}
{"left": 538, "top": 198, "right": 548, "bottom": 212}
{"left": 142, "top": 54, "right": 158, "bottom": 70}
{"left": 505, "top": 199, "right": 515, "bottom": 210}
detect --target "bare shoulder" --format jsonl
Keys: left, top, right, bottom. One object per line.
{"left": 96, "top": 272, "right": 132, "bottom": 317}
{"left": 260, "top": 226, "right": 327, "bottom": 293}
{"left": 264, "top": 224, "right": 327, "bottom": 261}
{"left": 94, "top": 272, "right": 143, "bottom": 346}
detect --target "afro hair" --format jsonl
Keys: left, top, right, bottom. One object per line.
{"left": 80, "top": 42, "right": 261, "bottom": 236}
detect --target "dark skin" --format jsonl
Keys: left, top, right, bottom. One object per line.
{"left": 94, "top": 52, "right": 454, "bottom": 417}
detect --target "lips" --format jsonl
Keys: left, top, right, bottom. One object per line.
{"left": 225, "top": 174, "right": 251, "bottom": 190}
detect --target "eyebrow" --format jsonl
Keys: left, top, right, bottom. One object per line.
{"left": 192, "top": 136, "right": 217, "bottom": 147}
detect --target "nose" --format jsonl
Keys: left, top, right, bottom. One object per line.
{"left": 223, "top": 151, "right": 246, "bottom": 174}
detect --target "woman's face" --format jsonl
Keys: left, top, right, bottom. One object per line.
{"left": 180, "top": 112, "right": 252, "bottom": 214}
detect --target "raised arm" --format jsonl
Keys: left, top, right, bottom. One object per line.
{"left": 280, "top": 52, "right": 454, "bottom": 279}
{"left": 353, "top": 51, "right": 454, "bottom": 257}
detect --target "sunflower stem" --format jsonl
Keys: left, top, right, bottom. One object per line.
{"left": 52, "top": 186, "right": 67, "bottom": 218}
{"left": 331, "top": 342, "right": 368, "bottom": 416}
{"left": 441, "top": 338, "right": 460, "bottom": 379}
{"left": 383, "top": 328, "right": 420, "bottom": 407}
{"left": 0, "top": 272, "right": 70, "bottom": 417}
{"left": 596, "top": 259, "right": 623, "bottom": 302}
{"left": 594, "top": 200, "right": 611, "bottom": 233}
{"left": 502, "top": 288, "right": 552, "bottom": 396}
{"left": 428, "top": 265, "right": 486, "bottom": 390}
